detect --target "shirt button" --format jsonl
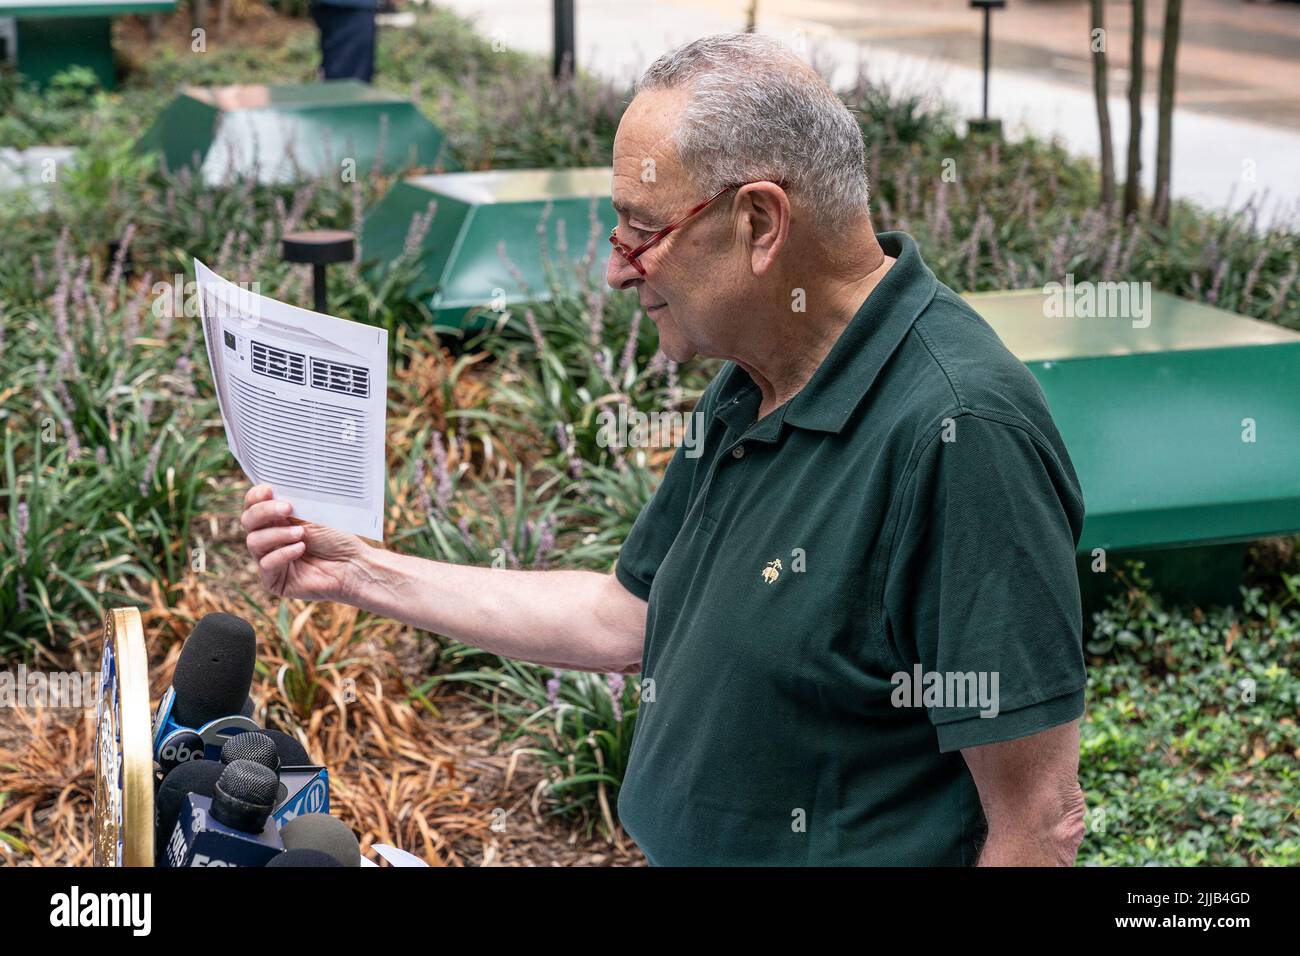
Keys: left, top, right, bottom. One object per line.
{"left": 731, "top": 445, "right": 745, "bottom": 459}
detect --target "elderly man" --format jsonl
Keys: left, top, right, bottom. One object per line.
{"left": 242, "top": 33, "right": 1087, "bottom": 866}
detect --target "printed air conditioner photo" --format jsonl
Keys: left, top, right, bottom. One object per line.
{"left": 0, "top": 0, "right": 1296, "bottom": 937}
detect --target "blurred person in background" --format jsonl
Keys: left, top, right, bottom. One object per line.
{"left": 311, "top": 0, "right": 389, "bottom": 82}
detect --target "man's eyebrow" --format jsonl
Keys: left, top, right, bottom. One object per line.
{"left": 611, "top": 198, "right": 658, "bottom": 224}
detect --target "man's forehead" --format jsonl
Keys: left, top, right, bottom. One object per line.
{"left": 616, "top": 86, "right": 688, "bottom": 148}
{"left": 611, "top": 162, "right": 686, "bottom": 221}
{"left": 611, "top": 89, "right": 691, "bottom": 216}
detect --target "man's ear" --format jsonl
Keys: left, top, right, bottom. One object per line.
{"left": 737, "top": 181, "right": 791, "bottom": 276}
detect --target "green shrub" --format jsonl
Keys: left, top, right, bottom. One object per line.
{"left": 1079, "top": 566, "right": 1300, "bottom": 865}
{"left": 377, "top": 11, "right": 626, "bottom": 171}
{"left": 0, "top": 426, "right": 145, "bottom": 654}
{"left": 418, "top": 656, "right": 639, "bottom": 838}
{"left": 392, "top": 459, "right": 565, "bottom": 571}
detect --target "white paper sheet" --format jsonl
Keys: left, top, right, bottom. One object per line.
{"left": 195, "top": 259, "right": 388, "bottom": 540}
{"left": 369, "top": 844, "right": 430, "bottom": 867}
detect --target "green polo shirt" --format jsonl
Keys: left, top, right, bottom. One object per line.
{"left": 613, "top": 231, "right": 1087, "bottom": 866}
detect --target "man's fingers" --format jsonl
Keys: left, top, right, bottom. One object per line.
{"left": 259, "top": 541, "right": 306, "bottom": 578}
{"left": 244, "top": 484, "right": 274, "bottom": 509}
{"left": 241, "top": 497, "right": 295, "bottom": 533}
{"left": 246, "top": 524, "right": 306, "bottom": 560}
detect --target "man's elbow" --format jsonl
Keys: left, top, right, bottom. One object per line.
{"left": 1048, "top": 780, "right": 1087, "bottom": 866}
{"left": 980, "top": 777, "right": 1087, "bottom": 866}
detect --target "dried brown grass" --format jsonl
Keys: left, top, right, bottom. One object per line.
{"left": 1, "top": 571, "right": 644, "bottom": 867}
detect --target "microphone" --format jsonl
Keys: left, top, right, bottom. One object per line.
{"left": 173, "top": 613, "right": 256, "bottom": 727}
{"left": 211, "top": 759, "right": 278, "bottom": 832}
{"left": 260, "top": 728, "right": 310, "bottom": 767}
{"left": 266, "top": 848, "right": 344, "bottom": 867}
{"left": 279, "top": 813, "right": 361, "bottom": 867}
{"left": 221, "top": 731, "right": 288, "bottom": 805}
{"left": 154, "top": 760, "right": 223, "bottom": 864}
{"left": 251, "top": 727, "right": 331, "bottom": 826}
{"left": 221, "top": 732, "right": 281, "bottom": 774}
{"left": 161, "top": 760, "right": 283, "bottom": 867}
{"left": 152, "top": 613, "right": 260, "bottom": 772}
{"left": 206, "top": 725, "right": 331, "bottom": 829}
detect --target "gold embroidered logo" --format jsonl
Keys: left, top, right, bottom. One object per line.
{"left": 761, "top": 558, "right": 782, "bottom": 584}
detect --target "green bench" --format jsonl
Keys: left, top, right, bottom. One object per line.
{"left": 359, "top": 167, "right": 616, "bottom": 328}
{"left": 968, "top": 288, "right": 1300, "bottom": 606}
{"left": 0, "top": 0, "right": 176, "bottom": 88}
{"left": 135, "top": 81, "right": 449, "bottom": 184}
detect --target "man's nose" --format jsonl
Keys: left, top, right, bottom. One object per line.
{"left": 606, "top": 245, "right": 640, "bottom": 291}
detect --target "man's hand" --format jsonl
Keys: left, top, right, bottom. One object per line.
{"left": 241, "top": 484, "right": 369, "bottom": 602}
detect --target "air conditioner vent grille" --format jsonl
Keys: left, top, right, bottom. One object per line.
{"left": 251, "top": 340, "right": 307, "bottom": 385}
{"left": 230, "top": 378, "right": 368, "bottom": 501}
{"left": 311, "top": 357, "right": 369, "bottom": 398}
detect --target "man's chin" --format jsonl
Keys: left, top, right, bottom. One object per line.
{"left": 661, "top": 341, "right": 698, "bottom": 364}
{"left": 652, "top": 321, "right": 697, "bottom": 364}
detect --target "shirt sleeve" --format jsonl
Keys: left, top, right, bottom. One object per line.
{"left": 614, "top": 439, "right": 701, "bottom": 601}
{"left": 882, "top": 411, "right": 1088, "bottom": 753}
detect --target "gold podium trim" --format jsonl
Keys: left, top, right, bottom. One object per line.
{"left": 93, "top": 607, "right": 154, "bottom": 866}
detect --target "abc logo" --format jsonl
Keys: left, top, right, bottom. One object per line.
{"left": 158, "top": 730, "right": 205, "bottom": 773}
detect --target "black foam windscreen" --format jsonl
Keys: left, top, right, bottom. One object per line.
{"left": 221, "top": 731, "right": 281, "bottom": 774}
{"left": 279, "top": 813, "right": 362, "bottom": 867}
{"left": 266, "top": 848, "right": 344, "bottom": 867}
{"left": 211, "top": 759, "right": 278, "bottom": 832}
{"left": 155, "top": 760, "right": 224, "bottom": 858}
{"left": 172, "top": 613, "right": 256, "bottom": 728}
{"left": 240, "top": 695, "right": 255, "bottom": 718}
{"left": 260, "top": 728, "right": 311, "bottom": 766}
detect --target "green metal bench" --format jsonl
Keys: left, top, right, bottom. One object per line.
{"left": 0, "top": 0, "right": 176, "bottom": 89}
{"left": 968, "top": 288, "right": 1300, "bottom": 606}
{"left": 359, "top": 167, "right": 616, "bottom": 329}
{"left": 135, "top": 81, "right": 449, "bottom": 184}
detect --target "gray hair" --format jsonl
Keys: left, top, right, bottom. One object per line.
{"left": 635, "top": 33, "right": 870, "bottom": 228}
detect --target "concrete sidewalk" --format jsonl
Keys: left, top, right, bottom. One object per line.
{"left": 433, "top": 0, "right": 1300, "bottom": 225}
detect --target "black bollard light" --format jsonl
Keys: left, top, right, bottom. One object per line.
{"left": 553, "top": 0, "right": 575, "bottom": 80}
{"left": 281, "top": 230, "right": 355, "bottom": 314}
{"left": 968, "top": 0, "right": 1005, "bottom": 137}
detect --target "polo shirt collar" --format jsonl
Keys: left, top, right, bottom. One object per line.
{"left": 712, "top": 231, "right": 937, "bottom": 437}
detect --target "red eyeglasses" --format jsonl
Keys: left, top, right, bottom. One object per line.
{"left": 608, "top": 180, "right": 785, "bottom": 277}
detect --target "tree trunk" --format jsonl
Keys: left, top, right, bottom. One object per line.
{"left": 1154, "top": 0, "right": 1183, "bottom": 226}
{"left": 745, "top": 1, "right": 758, "bottom": 33}
{"left": 1123, "top": 0, "right": 1145, "bottom": 219}
{"left": 1091, "top": 0, "right": 1116, "bottom": 211}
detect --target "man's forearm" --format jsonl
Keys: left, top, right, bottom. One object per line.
{"left": 344, "top": 545, "right": 645, "bottom": 673}
{"left": 963, "top": 723, "right": 1086, "bottom": 866}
